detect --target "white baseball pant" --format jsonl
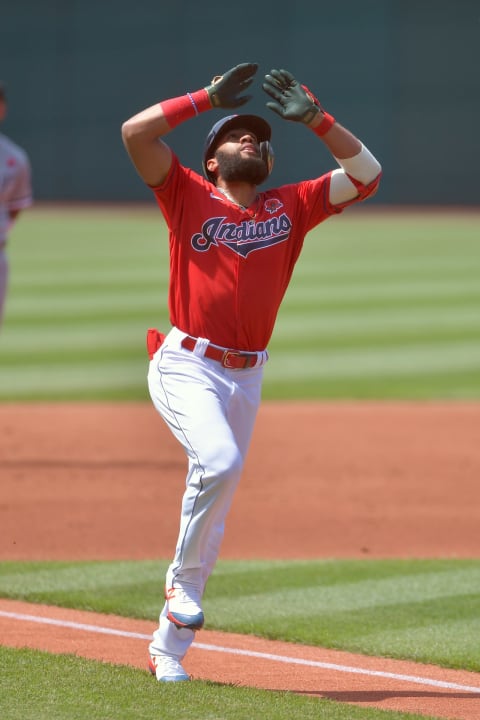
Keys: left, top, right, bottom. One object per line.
{"left": 147, "top": 326, "right": 267, "bottom": 660}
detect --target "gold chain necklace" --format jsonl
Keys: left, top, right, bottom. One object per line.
{"left": 216, "top": 187, "right": 259, "bottom": 216}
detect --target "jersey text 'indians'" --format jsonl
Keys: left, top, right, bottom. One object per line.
{"left": 191, "top": 212, "right": 293, "bottom": 257}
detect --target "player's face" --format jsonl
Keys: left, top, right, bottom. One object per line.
{"left": 214, "top": 128, "right": 269, "bottom": 185}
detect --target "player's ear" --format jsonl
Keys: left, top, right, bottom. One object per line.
{"left": 206, "top": 157, "right": 218, "bottom": 177}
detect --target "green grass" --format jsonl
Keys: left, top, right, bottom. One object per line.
{"left": 1, "top": 558, "right": 479, "bottom": 672}
{"left": 0, "top": 647, "right": 437, "bottom": 720}
{"left": 4, "top": 559, "right": 473, "bottom": 720}
{"left": 1, "top": 206, "right": 480, "bottom": 400}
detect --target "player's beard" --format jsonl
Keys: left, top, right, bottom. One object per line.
{"left": 215, "top": 149, "right": 269, "bottom": 185}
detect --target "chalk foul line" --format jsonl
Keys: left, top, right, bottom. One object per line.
{"left": 1, "top": 609, "right": 479, "bottom": 694}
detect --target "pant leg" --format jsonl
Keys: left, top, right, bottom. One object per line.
{"left": 149, "top": 602, "right": 195, "bottom": 661}
{"left": 147, "top": 331, "right": 263, "bottom": 657}
{"left": 199, "top": 363, "right": 264, "bottom": 589}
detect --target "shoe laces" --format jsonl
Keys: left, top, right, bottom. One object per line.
{"left": 152, "top": 654, "right": 185, "bottom": 677}
{"left": 162, "top": 656, "right": 185, "bottom": 675}
{"left": 166, "top": 583, "right": 201, "bottom": 608}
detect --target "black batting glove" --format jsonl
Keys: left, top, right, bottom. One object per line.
{"left": 263, "top": 68, "right": 320, "bottom": 124}
{"left": 206, "top": 63, "right": 258, "bottom": 108}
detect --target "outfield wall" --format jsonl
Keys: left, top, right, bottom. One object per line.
{"left": 1, "top": 0, "right": 479, "bottom": 205}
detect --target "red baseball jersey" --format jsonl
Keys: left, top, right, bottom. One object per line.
{"left": 152, "top": 153, "right": 345, "bottom": 351}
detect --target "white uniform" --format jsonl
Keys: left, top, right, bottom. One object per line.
{"left": 0, "top": 132, "right": 33, "bottom": 324}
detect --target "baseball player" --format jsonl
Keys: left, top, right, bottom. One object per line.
{"left": 121, "top": 62, "right": 381, "bottom": 682}
{"left": 0, "top": 82, "right": 33, "bottom": 327}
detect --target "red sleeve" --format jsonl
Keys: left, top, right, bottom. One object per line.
{"left": 279, "top": 172, "right": 344, "bottom": 241}
{"left": 150, "top": 153, "right": 214, "bottom": 233}
{"left": 149, "top": 153, "right": 184, "bottom": 231}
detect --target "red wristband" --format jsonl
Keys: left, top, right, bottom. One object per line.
{"left": 160, "top": 89, "right": 211, "bottom": 129}
{"left": 311, "top": 111, "right": 336, "bottom": 137}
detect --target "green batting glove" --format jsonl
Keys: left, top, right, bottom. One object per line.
{"left": 206, "top": 63, "right": 258, "bottom": 109}
{"left": 263, "top": 68, "right": 320, "bottom": 123}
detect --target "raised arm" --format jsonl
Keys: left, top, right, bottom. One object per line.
{"left": 262, "top": 69, "right": 382, "bottom": 204}
{"left": 121, "top": 63, "right": 259, "bottom": 187}
{"left": 121, "top": 104, "right": 174, "bottom": 187}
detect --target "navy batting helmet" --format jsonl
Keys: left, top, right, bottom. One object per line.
{"left": 202, "top": 114, "right": 274, "bottom": 183}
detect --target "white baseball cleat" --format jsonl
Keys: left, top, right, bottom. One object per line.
{"left": 148, "top": 653, "right": 190, "bottom": 682}
{"left": 165, "top": 583, "right": 205, "bottom": 630}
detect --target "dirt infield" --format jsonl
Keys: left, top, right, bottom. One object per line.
{"left": 1, "top": 401, "right": 480, "bottom": 718}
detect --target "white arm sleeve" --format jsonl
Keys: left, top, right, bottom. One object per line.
{"left": 329, "top": 143, "right": 382, "bottom": 205}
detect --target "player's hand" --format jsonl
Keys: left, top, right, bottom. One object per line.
{"left": 206, "top": 63, "right": 258, "bottom": 108}
{"left": 263, "top": 69, "right": 320, "bottom": 124}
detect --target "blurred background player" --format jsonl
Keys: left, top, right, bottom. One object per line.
{"left": 0, "top": 81, "right": 33, "bottom": 328}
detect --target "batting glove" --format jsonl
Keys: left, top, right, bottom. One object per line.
{"left": 263, "top": 69, "right": 320, "bottom": 124}
{"left": 206, "top": 63, "right": 258, "bottom": 108}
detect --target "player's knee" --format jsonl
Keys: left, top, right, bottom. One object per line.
{"left": 217, "top": 448, "right": 243, "bottom": 483}
{"left": 202, "top": 444, "right": 243, "bottom": 486}
{"left": 220, "top": 447, "right": 243, "bottom": 481}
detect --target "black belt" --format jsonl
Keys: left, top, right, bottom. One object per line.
{"left": 181, "top": 335, "right": 260, "bottom": 369}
